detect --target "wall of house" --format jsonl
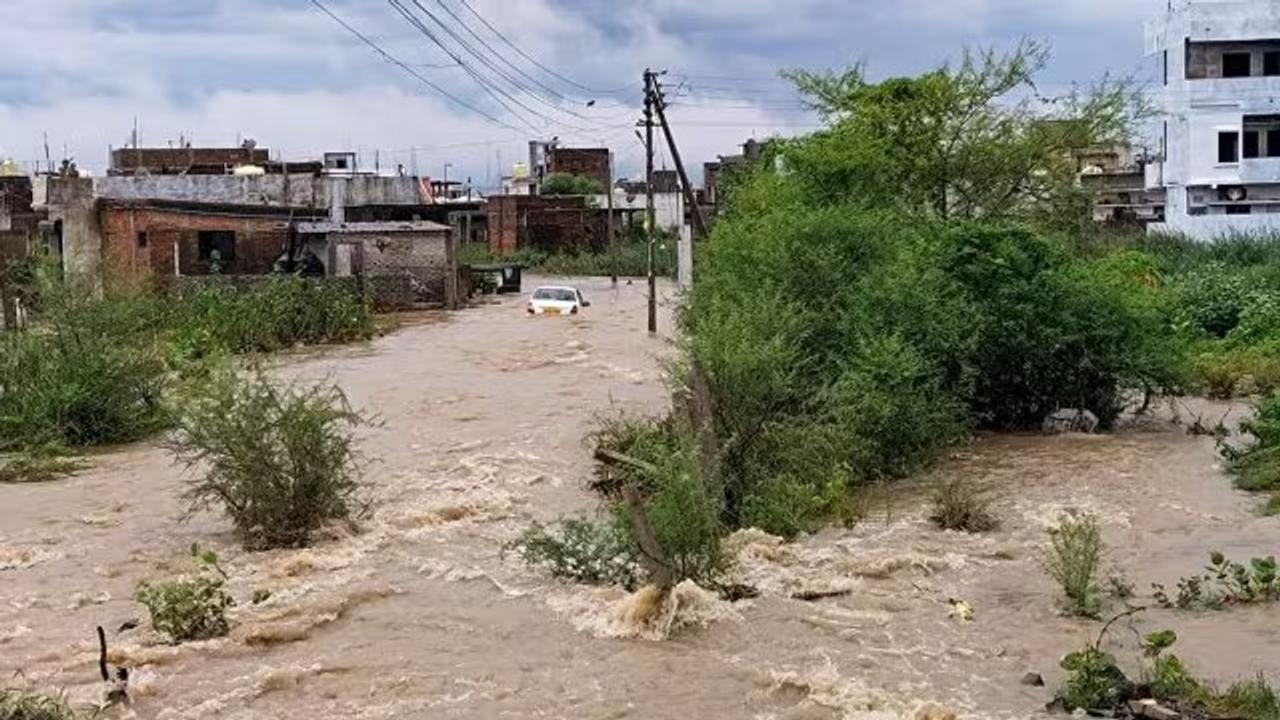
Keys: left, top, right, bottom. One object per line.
{"left": 596, "top": 190, "right": 686, "bottom": 232}
{"left": 1147, "top": 0, "right": 1280, "bottom": 239}
{"left": 98, "top": 206, "right": 289, "bottom": 279}
{"left": 546, "top": 148, "right": 610, "bottom": 190}
{"left": 91, "top": 175, "right": 425, "bottom": 209}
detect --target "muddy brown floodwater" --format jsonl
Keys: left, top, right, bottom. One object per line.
{"left": 2, "top": 275, "right": 1277, "bottom": 720}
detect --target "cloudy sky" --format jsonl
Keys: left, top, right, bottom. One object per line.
{"left": 0, "top": 0, "right": 1161, "bottom": 185}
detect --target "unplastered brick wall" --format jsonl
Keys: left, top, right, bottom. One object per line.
{"left": 99, "top": 206, "right": 289, "bottom": 277}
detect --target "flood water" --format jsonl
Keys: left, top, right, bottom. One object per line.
{"left": 1, "top": 275, "right": 1276, "bottom": 719}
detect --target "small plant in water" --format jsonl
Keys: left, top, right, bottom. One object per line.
{"left": 0, "top": 684, "right": 77, "bottom": 720}
{"left": 929, "top": 480, "right": 998, "bottom": 533}
{"left": 134, "top": 549, "right": 234, "bottom": 644}
{"left": 1043, "top": 512, "right": 1104, "bottom": 618}
{"left": 1154, "top": 551, "right": 1279, "bottom": 610}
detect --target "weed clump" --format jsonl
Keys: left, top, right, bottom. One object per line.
{"left": 929, "top": 480, "right": 998, "bottom": 533}
{"left": 170, "top": 369, "right": 369, "bottom": 550}
{"left": 1223, "top": 393, "right": 1280, "bottom": 514}
{"left": 0, "top": 684, "right": 76, "bottom": 720}
{"left": 1056, "top": 624, "right": 1280, "bottom": 720}
{"left": 1043, "top": 513, "right": 1104, "bottom": 618}
{"left": 512, "top": 517, "right": 640, "bottom": 589}
{"left": 1153, "top": 551, "right": 1279, "bottom": 610}
{"left": 134, "top": 573, "right": 233, "bottom": 644}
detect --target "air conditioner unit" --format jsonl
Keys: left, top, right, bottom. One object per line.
{"left": 1220, "top": 185, "right": 1248, "bottom": 203}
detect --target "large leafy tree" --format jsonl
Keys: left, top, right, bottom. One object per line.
{"left": 781, "top": 40, "right": 1149, "bottom": 227}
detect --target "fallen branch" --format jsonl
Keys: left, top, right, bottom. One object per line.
{"left": 791, "top": 589, "right": 853, "bottom": 602}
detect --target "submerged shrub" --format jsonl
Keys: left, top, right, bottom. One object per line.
{"left": 134, "top": 573, "right": 233, "bottom": 644}
{"left": 1225, "top": 394, "right": 1280, "bottom": 490}
{"left": 170, "top": 369, "right": 369, "bottom": 550}
{"left": 512, "top": 516, "right": 640, "bottom": 589}
{"left": 1043, "top": 512, "right": 1104, "bottom": 618}
{"left": 930, "top": 480, "right": 998, "bottom": 533}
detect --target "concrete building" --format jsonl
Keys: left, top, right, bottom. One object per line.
{"left": 1147, "top": 0, "right": 1280, "bottom": 237}
{"left": 1077, "top": 144, "right": 1167, "bottom": 225}
{"left": 608, "top": 170, "right": 686, "bottom": 233}
{"left": 295, "top": 220, "right": 458, "bottom": 308}
{"left": 34, "top": 173, "right": 433, "bottom": 280}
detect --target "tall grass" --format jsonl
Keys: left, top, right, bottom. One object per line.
{"left": 461, "top": 239, "right": 677, "bottom": 278}
{"left": 0, "top": 262, "right": 375, "bottom": 480}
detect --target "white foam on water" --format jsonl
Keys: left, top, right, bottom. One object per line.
{"left": 547, "top": 580, "right": 739, "bottom": 640}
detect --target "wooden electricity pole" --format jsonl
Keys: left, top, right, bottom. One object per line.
{"left": 643, "top": 68, "right": 657, "bottom": 335}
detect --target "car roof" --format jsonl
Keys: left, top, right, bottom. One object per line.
{"left": 533, "top": 286, "right": 580, "bottom": 293}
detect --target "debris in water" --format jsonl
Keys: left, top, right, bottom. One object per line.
{"left": 947, "top": 599, "right": 974, "bottom": 624}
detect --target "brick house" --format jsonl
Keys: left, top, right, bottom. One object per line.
{"left": 487, "top": 194, "right": 612, "bottom": 255}
{"left": 98, "top": 199, "right": 324, "bottom": 279}
{"left": 544, "top": 147, "right": 610, "bottom": 190}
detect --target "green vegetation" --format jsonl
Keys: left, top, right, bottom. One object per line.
{"left": 167, "top": 278, "right": 375, "bottom": 362}
{"left": 170, "top": 368, "right": 369, "bottom": 550}
{"left": 1043, "top": 513, "right": 1105, "bottom": 618}
{"left": 461, "top": 230, "right": 677, "bottom": 279}
{"left": 1057, "top": 627, "right": 1279, "bottom": 720}
{"left": 0, "top": 685, "right": 76, "bottom": 720}
{"left": 0, "top": 257, "right": 374, "bottom": 482}
{"left": 135, "top": 573, "right": 233, "bottom": 644}
{"left": 539, "top": 172, "right": 604, "bottom": 196}
{"left": 512, "top": 517, "right": 641, "bottom": 589}
{"left": 1223, "top": 393, "right": 1280, "bottom": 514}
{"left": 929, "top": 480, "right": 998, "bottom": 533}
{"left": 1153, "top": 551, "right": 1279, "bottom": 610}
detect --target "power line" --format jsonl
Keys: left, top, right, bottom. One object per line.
{"left": 454, "top": 0, "right": 636, "bottom": 97}
{"left": 309, "top": 0, "right": 519, "bottom": 131}
{"left": 387, "top": 0, "right": 547, "bottom": 132}
{"left": 391, "top": 0, "right": 617, "bottom": 134}
{"left": 428, "top": 0, "right": 578, "bottom": 106}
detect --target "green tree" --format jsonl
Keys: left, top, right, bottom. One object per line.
{"left": 540, "top": 172, "right": 604, "bottom": 196}
{"left": 782, "top": 39, "right": 1149, "bottom": 226}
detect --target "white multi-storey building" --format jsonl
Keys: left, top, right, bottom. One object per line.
{"left": 1146, "top": 0, "right": 1280, "bottom": 238}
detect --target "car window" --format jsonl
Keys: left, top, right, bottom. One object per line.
{"left": 533, "top": 289, "right": 576, "bottom": 302}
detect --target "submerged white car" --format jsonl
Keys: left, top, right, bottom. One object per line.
{"left": 527, "top": 286, "right": 590, "bottom": 316}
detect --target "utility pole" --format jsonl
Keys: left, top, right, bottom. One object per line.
{"left": 651, "top": 75, "right": 708, "bottom": 239}
{"left": 607, "top": 148, "right": 617, "bottom": 286}
{"left": 643, "top": 68, "right": 657, "bottom": 335}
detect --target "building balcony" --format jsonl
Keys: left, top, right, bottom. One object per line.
{"left": 1180, "top": 77, "right": 1280, "bottom": 111}
{"left": 1239, "top": 157, "right": 1280, "bottom": 184}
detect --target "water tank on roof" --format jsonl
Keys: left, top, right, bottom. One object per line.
{"left": 232, "top": 164, "right": 266, "bottom": 176}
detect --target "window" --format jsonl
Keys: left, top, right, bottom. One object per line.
{"left": 1223, "top": 52, "right": 1253, "bottom": 77}
{"left": 1266, "top": 51, "right": 1280, "bottom": 76}
{"left": 136, "top": 231, "right": 148, "bottom": 248}
{"left": 1245, "top": 130, "right": 1261, "bottom": 159}
{"left": 1269, "top": 129, "right": 1280, "bottom": 158}
{"left": 197, "top": 230, "right": 236, "bottom": 261}
{"left": 1226, "top": 204, "right": 1253, "bottom": 215}
{"left": 1219, "top": 131, "right": 1240, "bottom": 163}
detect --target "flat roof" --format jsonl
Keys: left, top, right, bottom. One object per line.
{"left": 295, "top": 220, "right": 451, "bottom": 234}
